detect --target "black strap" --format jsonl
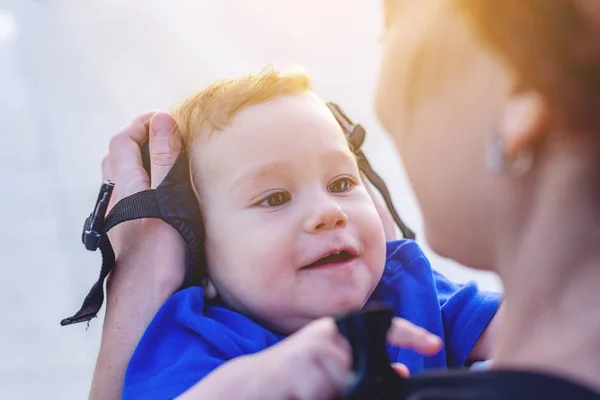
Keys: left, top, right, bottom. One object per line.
{"left": 326, "top": 102, "right": 415, "bottom": 240}
{"left": 103, "top": 189, "right": 162, "bottom": 232}
{"left": 356, "top": 150, "right": 415, "bottom": 240}
{"left": 401, "top": 369, "right": 600, "bottom": 400}
{"left": 335, "top": 307, "right": 600, "bottom": 399}
{"left": 60, "top": 190, "right": 162, "bottom": 326}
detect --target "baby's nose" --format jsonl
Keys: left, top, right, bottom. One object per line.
{"left": 304, "top": 201, "right": 348, "bottom": 233}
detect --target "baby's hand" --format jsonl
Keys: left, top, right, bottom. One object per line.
{"left": 256, "top": 316, "right": 442, "bottom": 400}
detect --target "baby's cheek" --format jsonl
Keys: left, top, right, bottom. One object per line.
{"left": 353, "top": 203, "right": 387, "bottom": 273}
{"left": 362, "top": 200, "right": 387, "bottom": 240}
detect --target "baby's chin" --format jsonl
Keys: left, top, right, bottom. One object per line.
{"left": 304, "top": 269, "right": 382, "bottom": 316}
{"left": 260, "top": 292, "right": 374, "bottom": 335}
{"left": 306, "top": 288, "right": 374, "bottom": 320}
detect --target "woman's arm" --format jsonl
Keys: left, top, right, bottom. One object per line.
{"left": 89, "top": 112, "right": 186, "bottom": 400}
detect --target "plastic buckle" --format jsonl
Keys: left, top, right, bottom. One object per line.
{"left": 83, "top": 181, "right": 115, "bottom": 251}
{"left": 335, "top": 303, "right": 405, "bottom": 399}
{"left": 326, "top": 102, "right": 366, "bottom": 151}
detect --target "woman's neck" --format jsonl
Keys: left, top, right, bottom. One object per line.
{"left": 491, "top": 157, "right": 600, "bottom": 393}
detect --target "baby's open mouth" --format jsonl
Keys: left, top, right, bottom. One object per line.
{"left": 303, "top": 250, "right": 355, "bottom": 269}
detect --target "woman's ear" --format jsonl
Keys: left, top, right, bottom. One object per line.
{"left": 202, "top": 277, "right": 218, "bottom": 299}
{"left": 500, "top": 90, "right": 549, "bottom": 160}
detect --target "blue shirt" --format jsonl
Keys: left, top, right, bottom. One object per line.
{"left": 123, "top": 240, "right": 502, "bottom": 399}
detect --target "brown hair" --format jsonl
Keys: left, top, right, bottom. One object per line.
{"left": 456, "top": 0, "right": 600, "bottom": 132}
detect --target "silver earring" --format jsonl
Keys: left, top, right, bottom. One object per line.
{"left": 486, "top": 133, "right": 533, "bottom": 176}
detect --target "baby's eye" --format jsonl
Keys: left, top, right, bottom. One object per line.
{"left": 257, "top": 191, "right": 291, "bottom": 207}
{"left": 328, "top": 177, "right": 356, "bottom": 193}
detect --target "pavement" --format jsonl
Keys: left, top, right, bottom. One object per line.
{"left": 0, "top": 1, "right": 501, "bottom": 398}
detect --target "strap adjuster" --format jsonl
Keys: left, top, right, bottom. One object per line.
{"left": 83, "top": 181, "right": 115, "bottom": 251}
{"left": 326, "top": 102, "right": 366, "bottom": 151}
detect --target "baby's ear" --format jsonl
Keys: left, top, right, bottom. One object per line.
{"left": 202, "top": 277, "right": 218, "bottom": 299}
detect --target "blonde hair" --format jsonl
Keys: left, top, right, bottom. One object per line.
{"left": 171, "top": 66, "right": 312, "bottom": 149}
{"left": 169, "top": 65, "right": 312, "bottom": 202}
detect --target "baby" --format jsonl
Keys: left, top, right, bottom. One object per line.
{"left": 122, "top": 68, "right": 502, "bottom": 399}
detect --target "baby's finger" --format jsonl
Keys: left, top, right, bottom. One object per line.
{"left": 386, "top": 318, "right": 443, "bottom": 355}
{"left": 316, "top": 342, "right": 352, "bottom": 389}
{"left": 391, "top": 363, "right": 410, "bottom": 378}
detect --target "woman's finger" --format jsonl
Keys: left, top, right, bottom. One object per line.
{"left": 148, "top": 112, "right": 181, "bottom": 189}
{"left": 124, "top": 110, "right": 157, "bottom": 144}
{"left": 386, "top": 317, "right": 443, "bottom": 355}
{"left": 108, "top": 123, "right": 148, "bottom": 179}
{"left": 108, "top": 111, "right": 155, "bottom": 177}
{"left": 108, "top": 114, "right": 154, "bottom": 196}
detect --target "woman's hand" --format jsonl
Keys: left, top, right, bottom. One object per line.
{"left": 101, "top": 111, "right": 186, "bottom": 284}
{"left": 90, "top": 111, "right": 187, "bottom": 400}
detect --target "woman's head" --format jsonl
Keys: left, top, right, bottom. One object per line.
{"left": 375, "top": 1, "right": 600, "bottom": 270}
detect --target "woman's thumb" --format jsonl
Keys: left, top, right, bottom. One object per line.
{"left": 148, "top": 112, "right": 181, "bottom": 189}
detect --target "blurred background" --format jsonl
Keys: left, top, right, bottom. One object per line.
{"left": 0, "top": 0, "right": 501, "bottom": 398}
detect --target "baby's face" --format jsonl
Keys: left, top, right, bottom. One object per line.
{"left": 196, "top": 93, "right": 386, "bottom": 334}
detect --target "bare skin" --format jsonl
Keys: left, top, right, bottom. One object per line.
{"left": 88, "top": 112, "right": 422, "bottom": 400}
{"left": 375, "top": 1, "right": 600, "bottom": 393}
{"left": 90, "top": 107, "right": 499, "bottom": 399}
{"left": 89, "top": 112, "right": 186, "bottom": 400}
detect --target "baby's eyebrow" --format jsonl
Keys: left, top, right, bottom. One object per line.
{"left": 228, "top": 161, "right": 292, "bottom": 193}
{"left": 228, "top": 149, "right": 357, "bottom": 193}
